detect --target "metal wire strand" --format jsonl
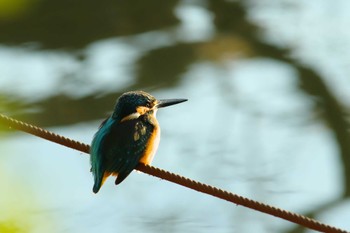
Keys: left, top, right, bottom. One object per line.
{"left": 0, "top": 113, "right": 348, "bottom": 233}
{"left": 0, "top": 114, "right": 90, "bottom": 153}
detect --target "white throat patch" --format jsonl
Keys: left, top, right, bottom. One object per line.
{"left": 120, "top": 112, "right": 141, "bottom": 122}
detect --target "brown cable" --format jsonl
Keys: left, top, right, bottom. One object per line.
{"left": 0, "top": 113, "right": 348, "bottom": 233}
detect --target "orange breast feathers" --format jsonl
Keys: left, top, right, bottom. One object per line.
{"left": 139, "top": 124, "right": 160, "bottom": 165}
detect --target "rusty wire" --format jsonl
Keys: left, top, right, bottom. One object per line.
{"left": 0, "top": 113, "right": 348, "bottom": 233}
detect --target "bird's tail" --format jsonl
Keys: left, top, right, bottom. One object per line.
{"left": 93, "top": 172, "right": 113, "bottom": 193}
{"left": 92, "top": 171, "right": 108, "bottom": 193}
{"left": 93, "top": 176, "right": 103, "bottom": 193}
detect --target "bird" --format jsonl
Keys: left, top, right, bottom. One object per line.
{"left": 90, "top": 90, "right": 187, "bottom": 193}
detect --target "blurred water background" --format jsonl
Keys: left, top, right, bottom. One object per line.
{"left": 1, "top": 0, "right": 350, "bottom": 232}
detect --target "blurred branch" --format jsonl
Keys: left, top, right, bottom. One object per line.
{"left": 209, "top": 0, "right": 350, "bottom": 199}
{"left": 207, "top": 1, "right": 350, "bottom": 232}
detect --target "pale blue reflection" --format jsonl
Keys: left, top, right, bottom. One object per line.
{"left": 0, "top": 39, "right": 138, "bottom": 99}
{"left": 248, "top": 0, "right": 350, "bottom": 104}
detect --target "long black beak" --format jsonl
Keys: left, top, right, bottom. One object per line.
{"left": 156, "top": 98, "right": 188, "bottom": 108}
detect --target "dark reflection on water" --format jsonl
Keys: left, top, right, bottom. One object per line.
{"left": 1, "top": 0, "right": 349, "bottom": 233}
{"left": 0, "top": 0, "right": 179, "bottom": 49}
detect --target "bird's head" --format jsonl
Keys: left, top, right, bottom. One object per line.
{"left": 112, "top": 91, "right": 187, "bottom": 122}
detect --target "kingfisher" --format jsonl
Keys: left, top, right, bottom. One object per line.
{"left": 90, "top": 91, "right": 187, "bottom": 193}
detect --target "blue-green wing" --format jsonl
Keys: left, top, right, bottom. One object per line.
{"left": 90, "top": 117, "right": 114, "bottom": 193}
{"left": 102, "top": 118, "right": 154, "bottom": 185}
